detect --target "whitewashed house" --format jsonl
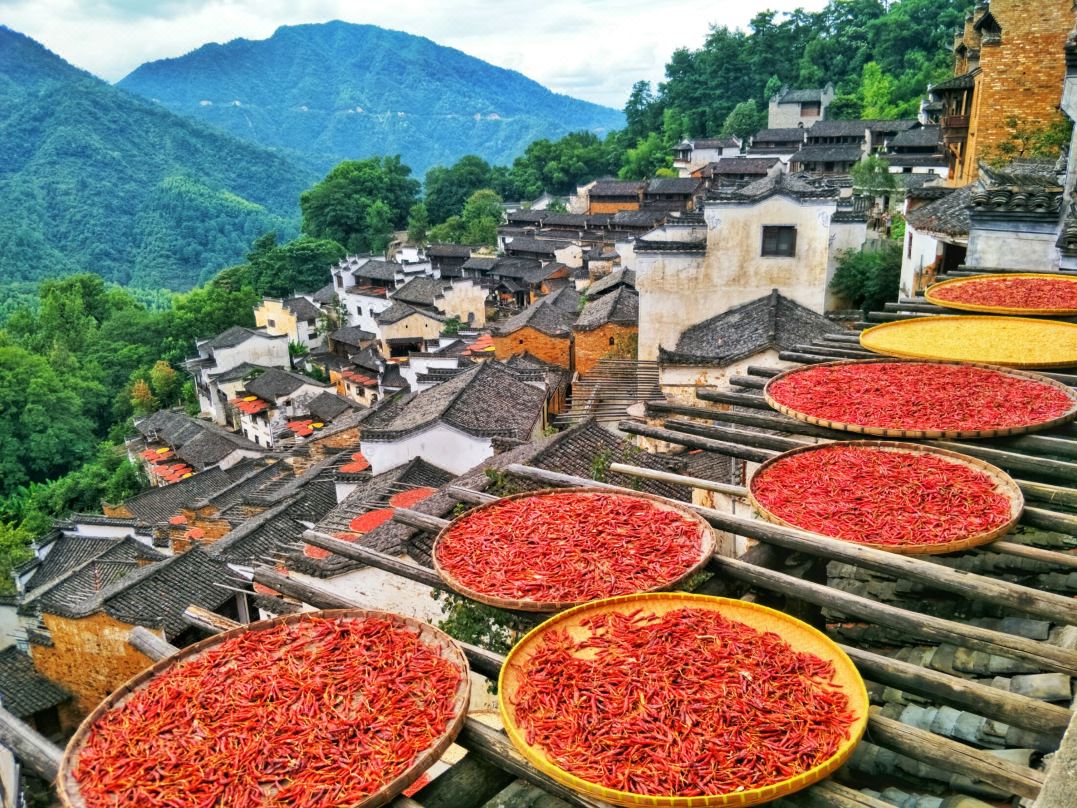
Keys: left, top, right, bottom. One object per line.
{"left": 230, "top": 368, "right": 333, "bottom": 448}
{"left": 187, "top": 327, "right": 290, "bottom": 425}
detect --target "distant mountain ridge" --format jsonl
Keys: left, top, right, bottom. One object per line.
{"left": 0, "top": 26, "right": 315, "bottom": 290}
{"left": 117, "top": 21, "right": 624, "bottom": 176}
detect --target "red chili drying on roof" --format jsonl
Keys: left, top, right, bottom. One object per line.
{"left": 509, "top": 607, "right": 857, "bottom": 796}
{"left": 767, "top": 362, "right": 1073, "bottom": 432}
{"left": 750, "top": 444, "right": 1013, "bottom": 547}
{"left": 435, "top": 492, "right": 704, "bottom": 603}
{"left": 931, "top": 275, "right": 1077, "bottom": 310}
{"left": 73, "top": 615, "right": 461, "bottom": 806}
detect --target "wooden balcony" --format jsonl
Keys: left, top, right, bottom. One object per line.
{"left": 941, "top": 115, "right": 970, "bottom": 144}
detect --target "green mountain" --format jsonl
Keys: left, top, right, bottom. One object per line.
{"left": 117, "top": 21, "right": 624, "bottom": 177}
{"left": 0, "top": 26, "right": 315, "bottom": 290}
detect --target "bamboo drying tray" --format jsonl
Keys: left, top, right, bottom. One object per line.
{"left": 859, "top": 315, "right": 1077, "bottom": 368}
{"left": 499, "top": 592, "right": 869, "bottom": 807}
{"left": 432, "top": 487, "right": 717, "bottom": 612}
{"left": 747, "top": 441, "right": 1024, "bottom": 556}
{"left": 925, "top": 273, "right": 1077, "bottom": 316}
{"left": 763, "top": 358, "right": 1077, "bottom": 439}
{"left": 58, "top": 609, "right": 471, "bottom": 808}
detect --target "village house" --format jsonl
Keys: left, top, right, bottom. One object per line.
{"left": 789, "top": 120, "right": 918, "bottom": 175}
{"left": 656, "top": 289, "right": 841, "bottom": 407}
{"left": 748, "top": 128, "right": 808, "bottom": 160}
{"left": 672, "top": 137, "right": 741, "bottom": 175}
{"left": 392, "top": 275, "right": 487, "bottom": 329}
{"left": 253, "top": 295, "right": 325, "bottom": 349}
{"left": 0, "top": 646, "right": 74, "bottom": 740}
{"left": 635, "top": 171, "right": 867, "bottom": 360}
{"left": 642, "top": 177, "right": 705, "bottom": 212}
{"left": 426, "top": 243, "right": 475, "bottom": 278}
{"left": 501, "top": 235, "right": 583, "bottom": 268}
{"left": 884, "top": 125, "right": 947, "bottom": 177}
{"left": 931, "top": 0, "right": 1072, "bottom": 184}
{"left": 332, "top": 256, "right": 401, "bottom": 333}
{"left": 230, "top": 367, "right": 334, "bottom": 447}
{"left": 572, "top": 284, "right": 639, "bottom": 375}
{"left": 767, "top": 83, "right": 835, "bottom": 128}
{"left": 694, "top": 156, "right": 783, "bottom": 188}
{"left": 359, "top": 361, "right": 548, "bottom": 475}
{"left": 492, "top": 295, "right": 577, "bottom": 369}
{"left": 487, "top": 257, "right": 571, "bottom": 308}
{"left": 128, "top": 409, "right": 265, "bottom": 484}
{"left": 374, "top": 301, "right": 446, "bottom": 358}
{"left": 586, "top": 180, "right": 647, "bottom": 214}
{"left": 187, "top": 326, "right": 290, "bottom": 425}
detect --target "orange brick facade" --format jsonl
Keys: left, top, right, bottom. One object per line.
{"left": 492, "top": 327, "right": 573, "bottom": 369}
{"left": 573, "top": 324, "right": 639, "bottom": 375}
{"left": 30, "top": 612, "right": 157, "bottom": 716}
{"left": 959, "top": 1, "right": 1073, "bottom": 181}
{"left": 589, "top": 200, "right": 640, "bottom": 214}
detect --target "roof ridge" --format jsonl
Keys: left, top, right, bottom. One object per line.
{"left": 20, "top": 536, "right": 164, "bottom": 608}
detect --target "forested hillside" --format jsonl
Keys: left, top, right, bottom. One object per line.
{"left": 0, "top": 26, "right": 313, "bottom": 290}
{"left": 117, "top": 21, "right": 624, "bottom": 177}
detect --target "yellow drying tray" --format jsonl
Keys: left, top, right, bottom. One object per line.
{"left": 925, "top": 273, "right": 1077, "bottom": 316}
{"left": 747, "top": 441, "right": 1024, "bottom": 556}
{"left": 499, "top": 592, "right": 869, "bottom": 808}
{"left": 860, "top": 315, "right": 1077, "bottom": 368}
{"left": 58, "top": 609, "right": 471, "bottom": 808}
{"left": 433, "top": 487, "right": 717, "bottom": 612}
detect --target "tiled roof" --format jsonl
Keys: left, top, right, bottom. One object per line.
{"left": 610, "top": 210, "right": 666, "bottom": 228}
{"left": 692, "top": 137, "right": 739, "bottom": 149}
{"left": 661, "top": 290, "right": 842, "bottom": 366}
{"left": 497, "top": 298, "right": 576, "bottom": 337}
{"left": 339, "top": 257, "right": 399, "bottom": 282}
{"left": 587, "top": 268, "right": 636, "bottom": 298}
{"left": 504, "top": 236, "right": 572, "bottom": 255}
{"left": 330, "top": 325, "right": 376, "bottom": 346}
{"left": 930, "top": 72, "right": 976, "bottom": 92}
{"left": 462, "top": 256, "right": 499, "bottom": 272}
{"left": 776, "top": 87, "right": 825, "bottom": 103}
{"left": 23, "top": 535, "right": 124, "bottom": 592}
{"left": 175, "top": 427, "right": 263, "bottom": 470}
{"left": 121, "top": 467, "right": 245, "bottom": 523}
{"left": 752, "top": 128, "right": 807, "bottom": 144}
{"left": 574, "top": 286, "right": 638, "bottom": 332}
{"left": 375, "top": 301, "right": 445, "bottom": 325}
{"left": 890, "top": 126, "right": 942, "bottom": 149}
{"left": 134, "top": 409, "right": 208, "bottom": 447}
{"left": 505, "top": 210, "right": 549, "bottom": 224}
{"left": 489, "top": 257, "right": 555, "bottom": 284}
{"left": 362, "top": 361, "right": 545, "bottom": 441}
{"left": 305, "top": 391, "right": 356, "bottom": 422}
{"left": 709, "top": 171, "right": 838, "bottom": 203}
{"left": 246, "top": 367, "right": 328, "bottom": 402}
{"left": 0, "top": 646, "right": 70, "bottom": 718}
{"left": 543, "top": 285, "right": 582, "bottom": 313}
{"left": 646, "top": 178, "right": 704, "bottom": 195}
{"left": 808, "top": 119, "right": 917, "bottom": 138}
{"left": 312, "top": 283, "right": 337, "bottom": 304}
{"left": 790, "top": 144, "right": 864, "bottom": 164}
{"left": 541, "top": 213, "right": 589, "bottom": 228}
{"left": 205, "top": 326, "right": 282, "bottom": 350}
{"left": 905, "top": 183, "right": 973, "bottom": 238}
{"left": 208, "top": 362, "right": 267, "bottom": 384}
{"left": 401, "top": 419, "right": 694, "bottom": 565}
{"left": 590, "top": 180, "right": 646, "bottom": 197}
{"left": 885, "top": 154, "right": 947, "bottom": 167}
{"left": 392, "top": 276, "right": 444, "bottom": 308}
{"left": 283, "top": 296, "right": 321, "bottom": 321}
{"left": 426, "top": 243, "right": 476, "bottom": 258}
{"left": 700, "top": 157, "right": 780, "bottom": 176}
{"left": 209, "top": 498, "right": 308, "bottom": 567}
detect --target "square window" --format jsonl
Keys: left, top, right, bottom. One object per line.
{"left": 266, "top": 319, "right": 275, "bottom": 328}
{"left": 761, "top": 226, "right": 797, "bottom": 257}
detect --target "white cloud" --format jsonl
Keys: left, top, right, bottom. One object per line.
{"left": 2, "top": 0, "right": 829, "bottom": 107}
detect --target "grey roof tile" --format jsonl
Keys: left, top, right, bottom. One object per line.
{"left": 245, "top": 367, "right": 329, "bottom": 401}
{"left": 375, "top": 301, "right": 444, "bottom": 326}
{"left": 283, "top": 296, "right": 321, "bottom": 321}
{"left": 305, "top": 391, "right": 356, "bottom": 422}
{"left": 496, "top": 298, "right": 576, "bottom": 337}
{"left": 575, "top": 286, "right": 638, "bottom": 332}
{"left": 905, "top": 183, "right": 973, "bottom": 237}
{"left": 206, "top": 326, "right": 282, "bottom": 350}
{"left": 391, "top": 276, "right": 444, "bottom": 308}
{"left": 646, "top": 178, "right": 704, "bottom": 195}
{"left": 0, "top": 647, "right": 70, "bottom": 718}
{"left": 587, "top": 269, "right": 636, "bottom": 298}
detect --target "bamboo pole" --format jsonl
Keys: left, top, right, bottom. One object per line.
{"left": 0, "top": 707, "right": 62, "bottom": 781}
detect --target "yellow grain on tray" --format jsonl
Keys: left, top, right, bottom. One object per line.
{"left": 860, "top": 316, "right": 1077, "bottom": 368}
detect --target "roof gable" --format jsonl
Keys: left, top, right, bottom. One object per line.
{"left": 574, "top": 286, "right": 638, "bottom": 332}
{"left": 497, "top": 298, "right": 576, "bottom": 337}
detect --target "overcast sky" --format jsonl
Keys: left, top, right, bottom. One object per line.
{"left": 2, "top": 0, "right": 829, "bottom": 108}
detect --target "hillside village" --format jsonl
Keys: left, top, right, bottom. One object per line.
{"left": 5, "top": 2, "right": 1077, "bottom": 806}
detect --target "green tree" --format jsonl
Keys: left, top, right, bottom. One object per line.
{"left": 300, "top": 157, "right": 419, "bottom": 253}
{"left": 364, "top": 200, "right": 394, "bottom": 255}
{"left": 623, "top": 80, "right": 660, "bottom": 142}
{"left": 720, "top": 100, "right": 765, "bottom": 143}
{"left": 850, "top": 155, "right": 896, "bottom": 193}
{"left": 149, "top": 360, "right": 181, "bottom": 406}
{"left": 130, "top": 378, "right": 159, "bottom": 416}
{"left": 460, "top": 190, "right": 503, "bottom": 245}
{"left": 619, "top": 132, "right": 672, "bottom": 180}
{"left": 830, "top": 242, "right": 902, "bottom": 312}
{"left": 860, "top": 62, "right": 899, "bottom": 119}
{"left": 407, "top": 202, "right": 430, "bottom": 244}
{"left": 423, "top": 156, "right": 494, "bottom": 223}
{"left": 249, "top": 236, "right": 346, "bottom": 297}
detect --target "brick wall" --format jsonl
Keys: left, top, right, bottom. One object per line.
{"left": 30, "top": 612, "right": 157, "bottom": 716}
{"left": 589, "top": 201, "right": 640, "bottom": 214}
{"left": 963, "top": 0, "right": 1073, "bottom": 179}
{"left": 101, "top": 502, "right": 133, "bottom": 518}
{"left": 492, "top": 327, "right": 572, "bottom": 368}
{"left": 573, "top": 324, "right": 638, "bottom": 375}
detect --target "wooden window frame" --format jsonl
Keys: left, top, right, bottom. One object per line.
{"left": 761, "top": 225, "right": 797, "bottom": 258}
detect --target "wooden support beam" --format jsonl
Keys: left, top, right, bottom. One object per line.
{"left": 0, "top": 707, "right": 63, "bottom": 781}
{"left": 839, "top": 645, "right": 1071, "bottom": 739}
{"left": 695, "top": 388, "right": 771, "bottom": 410}
{"left": 774, "top": 781, "right": 893, "bottom": 808}
{"left": 412, "top": 756, "right": 514, "bottom": 808}
{"left": 252, "top": 566, "right": 361, "bottom": 610}
{"left": 606, "top": 462, "right": 746, "bottom": 498}
{"left": 1036, "top": 709, "right": 1077, "bottom": 807}
{"left": 183, "top": 604, "right": 246, "bottom": 636}
{"left": 868, "top": 712, "right": 1043, "bottom": 800}
{"left": 128, "top": 626, "right": 177, "bottom": 661}
{"left": 618, "top": 420, "right": 777, "bottom": 463}
{"left": 302, "top": 529, "right": 445, "bottom": 590}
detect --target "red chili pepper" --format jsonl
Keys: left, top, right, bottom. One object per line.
{"left": 510, "top": 607, "right": 857, "bottom": 797}
{"left": 750, "top": 444, "right": 1012, "bottom": 547}
{"left": 931, "top": 276, "right": 1077, "bottom": 310}
{"left": 768, "top": 361, "right": 1072, "bottom": 432}
{"left": 436, "top": 492, "right": 703, "bottom": 603}
{"left": 73, "top": 616, "right": 461, "bottom": 806}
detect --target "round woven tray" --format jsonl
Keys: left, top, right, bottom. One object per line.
{"left": 747, "top": 441, "right": 1023, "bottom": 556}
{"left": 58, "top": 609, "right": 471, "bottom": 808}
{"left": 433, "top": 487, "right": 717, "bottom": 612}
{"left": 860, "top": 315, "right": 1077, "bottom": 368}
{"left": 428, "top": 486, "right": 715, "bottom": 611}
{"left": 763, "top": 358, "right": 1077, "bottom": 439}
{"left": 925, "top": 273, "right": 1077, "bottom": 316}
{"left": 499, "top": 592, "right": 869, "bottom": 807}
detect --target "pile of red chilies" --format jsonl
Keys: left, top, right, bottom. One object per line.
{"left": 436, "top": 492, "right": 702, "bottom": 602}
{"left": 511, "top": 607, "right": 857, "bottom": 796}
{"left": 74, "top": 616, "right": 461, "bottom": 807}
{"left": 751, "top": 445, "right": 1012, "bottom": 546}
{"left": 932, "top": 276, "right": 1077, "bottom": 310}
{"left": 768, "top": 362, "right": 1072, "bottom": 431}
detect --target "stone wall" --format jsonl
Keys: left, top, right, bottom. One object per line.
{"left": 30, "top": 612, "right": 157, "bottom": 716}
{"left": 573, "top": 323, "right": 637, "bottom": 375}
{"left": 492, "top": 327, "right": 572, "bottom": 368}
